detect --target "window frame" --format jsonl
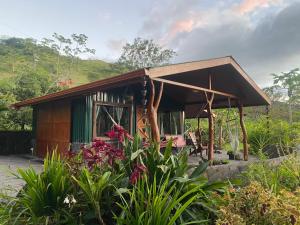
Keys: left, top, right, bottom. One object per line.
{"left": 92, "top": 101, "right": 133, "bottom": 140}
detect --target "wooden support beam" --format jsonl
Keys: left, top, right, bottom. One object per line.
{"left": 218, "top": 121, "right": 223, "bottom": 150}
{"left": 205, "top": 91, "right": 215, "bottom": 162}
{"left": 238, "top": 104, "right": 248, "bottom": 161}
{"left": 147, "top": 79, "right": 164, "bottom": 146}
{"left": 152, "top": 77, "right": 238, "bottom": 99}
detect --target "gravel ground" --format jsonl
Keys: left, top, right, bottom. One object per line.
{"left": 0, "top": 155, "right": 43, "bottom": 196}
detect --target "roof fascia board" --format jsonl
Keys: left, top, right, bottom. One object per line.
{"left": 229, "top": 57, "right": 271, "bottom": 105}
{"left": 145, "top": 57, "right": 231, "bottom": 78}
{"left": 13, "top": 69, "right": 146, "bottom": 108}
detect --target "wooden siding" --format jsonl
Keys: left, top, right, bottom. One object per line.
{"left": 136, "top": 105, "right": 149, "bottom": 139}
{"left": 36, "top": 99, "right": 71, "bottom": 158}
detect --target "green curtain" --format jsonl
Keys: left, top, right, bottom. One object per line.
{"left": 32, "top": 106, "right": 37, "bottom": 139}
{"left": 84, "top": 95, "right": 93, "bottom": 143}
{"left": 71, "top": 95, "right": 93, "bottom": 144}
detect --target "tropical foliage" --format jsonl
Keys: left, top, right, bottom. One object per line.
{"left": 246, "top": 118, "right": 300, "bottom": 156}
{"left": 0, "top": 126, "right": 225, "bottom": 225}
{"left": 216, "top": 153, "right": 300, "bottom": 225}
{"left": 216, "top": 182, "right": 300, "bottom": 225}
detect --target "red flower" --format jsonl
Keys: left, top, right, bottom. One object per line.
{"left": 130, "top": 164, "right": 147, "bottom": 184}
{"left": 105, "top": 125, "right": 133, "bottom": 142}
{"left": 105, "top": 130, "right": 117, "bottom": 139}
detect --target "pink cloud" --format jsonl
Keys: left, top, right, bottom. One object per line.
{"left": 169, "top": 19, "right": 195, "bottom": 36}
{"left": 237, "top": 0, "right": 280, "bottom": 14}
{"left": 161, "top": 17, "right": 204, "bottom": 44}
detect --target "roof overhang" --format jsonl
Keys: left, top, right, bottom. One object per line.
{"left": 12, "top": 56, "right": 271, "bottom": 113}
{"left": 12, "top": 69, "right": 146, "bottom": 108}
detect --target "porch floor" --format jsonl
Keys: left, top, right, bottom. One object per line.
{"left": 188, "top": 149, "right": 258, "bottom": 166}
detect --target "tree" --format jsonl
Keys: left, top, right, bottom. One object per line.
{"left": 0, "top": 70, "right": 63, "bottom": 130}
{"left": 70, "top": 33, "right": 95, "bottom": 71}
{"left": 52, "top": 33, "right": 72, "bottom": 77}
{"left": 117, "top": 37, "right": 176, "bottom": 70}
{"left": 41, "top": 33, "right": 96, "bottom": 77}
{"left": 263, "top": 85, "right": 284, "bottom": 102}
{"left": 272, "top": 68, "right": 300, "bottom": 123}
{"left": 117, "top": 38, "right": 175, "bottom": 146}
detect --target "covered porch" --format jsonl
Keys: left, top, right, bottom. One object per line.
{"left": 143, "top": 56, "right": 271, "bottom": 161}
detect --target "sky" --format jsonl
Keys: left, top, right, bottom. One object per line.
{"left": 0, "top": 0, "right": 299, "bottom": 87}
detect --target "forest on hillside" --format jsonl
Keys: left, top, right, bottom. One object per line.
{"left": 0, "top": 35, "right": 124, "bottom": 85}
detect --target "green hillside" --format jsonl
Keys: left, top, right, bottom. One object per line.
{"left": 0, "top": 37, "right": 123, "bottom": 86}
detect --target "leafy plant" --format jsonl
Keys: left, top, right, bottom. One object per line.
{"left": 115, "top": 174, "right": 207, "bottom": 225}
{"left": 123, "top": 134, "right": 227, "bottom": 222}
{"left": 0, "top": 126, "right": 226, "bottom": 225}
{"left": 0, "top": 150, "right": 73, "bottom": 225}
{"left": 73, "top": 169, "right": 120, "bottom": 225}
{"left": 242, "top": 153, "right": 300, "bottom": 194}
{"left": 246, "top": 118, "right": 300, "bottom": 156}
{"left": 216, "top": 182, "right": 300, "bottom": 225}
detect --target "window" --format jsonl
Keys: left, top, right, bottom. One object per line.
{"left": 94, "top": 103, "right": 131, "bottom": 138}
{"left": 158, "top": 111, "right": 184, "bottom": 136}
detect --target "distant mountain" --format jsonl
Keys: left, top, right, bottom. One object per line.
{"left": 0, "top": 37, "right": 125, "bottom": 86}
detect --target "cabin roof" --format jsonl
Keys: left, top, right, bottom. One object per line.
{"left": 12, "top": 56, "right": 271, "bottom": 110}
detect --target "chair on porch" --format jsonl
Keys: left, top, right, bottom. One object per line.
{"left": 164, "top": 135, "right": 186, "bottom": 154}
{"left": 188, "top": 131, "right": 208, "bottom": 157}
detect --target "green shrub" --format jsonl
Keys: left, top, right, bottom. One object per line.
{"left": 246, "top": 118, "right": 300, "bottom": 156}
{"left": 242, "top": 154, "right": 300, "bottom": 194}
{"left": 216, "top": 182, "right": 300, "bottom": 225}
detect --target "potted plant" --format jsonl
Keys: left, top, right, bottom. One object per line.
{"left": 227, "top": 150, "right": 235, "bottom": 160}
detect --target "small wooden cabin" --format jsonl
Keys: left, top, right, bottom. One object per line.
{"left": 13, "top": 56, "right": 271, "bottom": 160}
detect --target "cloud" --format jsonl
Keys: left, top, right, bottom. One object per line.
{"left": 172, "top": 1, "right": 300, "bottom": 86}
{"left": 104, "top": 39, "right": 127, "bottom": 62}
{"left": 140, "top": 0, "right": 300, "bottom": 86}
{"left": 97, "top": 11, "right": 112, "bottom": 22}
{"left": 140, "top": 0, "right": 205, "bottom": 43}
{"left": 106, "top": 39, "right": 127, "bottom": 53}
{"left": 235, "top": 0, "right": 281, "bottom": 14}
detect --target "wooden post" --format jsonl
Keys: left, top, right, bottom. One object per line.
{"left": 238, "top": 104, "right": 248, "bottom": 161}
{"left": 147, "top": 79, "right": 164, "bottom": 145}
{"left": 218, "top": 122, "right": 223, "bottom": 150}
{"left": 205, "top": 91, "right": 214, "bottom": 162}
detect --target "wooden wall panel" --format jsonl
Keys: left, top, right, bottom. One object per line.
{"left": 136, "top": 106, "right": 149, "bottom": 139}
{"left": 35, "top": 100, "right": 71, "bottom": 158}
